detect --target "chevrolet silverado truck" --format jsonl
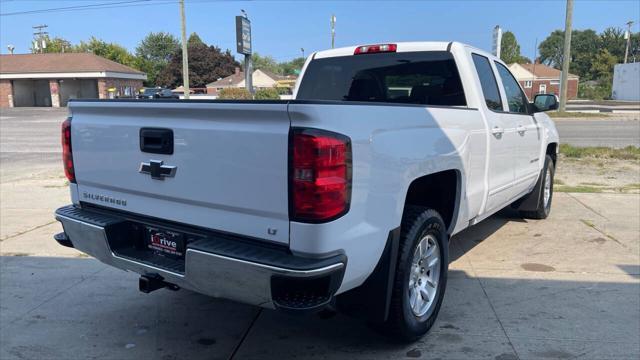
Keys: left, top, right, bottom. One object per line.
{"left": 54, "top": 42, "right": 559, "bottom": 340}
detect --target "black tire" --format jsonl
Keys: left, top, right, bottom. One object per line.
{"left": 385, "top": 206, "right": 449, "bottom": 341}
{"left": 520, "top": 155, "right": 555, "bottom": 219}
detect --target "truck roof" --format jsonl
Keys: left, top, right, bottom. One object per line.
{"left": 312, "top": 41, "right": 495, "bottom": 60}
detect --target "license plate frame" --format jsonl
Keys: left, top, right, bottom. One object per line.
{"left": 146, "top": 226, "right": 185, "bottom": 258}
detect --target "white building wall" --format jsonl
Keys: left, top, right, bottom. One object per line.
{"left": 612, "top": 62, "right": 640, "bottom": 101}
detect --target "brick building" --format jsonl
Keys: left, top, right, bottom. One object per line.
{"left": 508, "top": 63, "right": 579, "bottom": 100}
{"left": 0, "top": 53, "right": 146, "bottom": 108}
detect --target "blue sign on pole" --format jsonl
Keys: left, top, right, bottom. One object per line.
{"left": 236, "top": 16, "right": 252, "bottom": 55}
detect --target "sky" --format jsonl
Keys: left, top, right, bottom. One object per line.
{"left": 1, "top": 0, "right": 639, "bottom": 62}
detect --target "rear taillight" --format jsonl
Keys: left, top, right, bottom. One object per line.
{"left": 354, "top": 43, "right": 397, "bottom": 55}
{"left": 290, "top": 128, "right": 352, "bottom": 223}
{"left": 61, "top": 117, "right": 76, "bottom": 183}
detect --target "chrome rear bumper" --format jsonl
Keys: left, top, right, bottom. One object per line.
{"left": 55, "top": 205, "right": 345, "bottom": 310}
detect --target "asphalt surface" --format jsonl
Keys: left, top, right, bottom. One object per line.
{"left": 1, "top": 107, "right": 639, "bottom": 359}
{"left": 554, "top": 119, "right": 640, "bottom": 148}
{"left": 0, "top": 108, "right": 63, "bottom": 183}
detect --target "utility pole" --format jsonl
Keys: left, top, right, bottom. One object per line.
{"left": 624, "top": 20, "right": 634, "bottom": 64}
{"left": 531, "top": 38, "right": 538, "bottom": 100}
{"left": 179, "top": 0, "right": 190, "bottom": 98}
{"left": 331, "top": 14, "right": 336, "bottom": 49}
{"left": 32, "top": 24, "right": 48, "bottom": 53}
{"left": 559, "top": 0, "right": 573, "bottom": 113}
{"left": 492, "top": 25, "right": 502, "bottom": 58}
{"left": 301, "top": 48, "right": 305, "bottom": 59}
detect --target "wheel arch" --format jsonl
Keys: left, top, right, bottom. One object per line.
{"left": 402, "top": 169, "right": 462, "bottom": 234}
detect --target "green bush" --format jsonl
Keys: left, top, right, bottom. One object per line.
{"left": 218, "top": 87, "right": 252, "bottom": 100}
{"left": 559, "top": 144, "right": 640, "bottom": 160}
{"left": 578, "top": 81, "right": 611, "bottom": 100}
{"left": 254, "top": 88, "right": 281, "bottom": 100}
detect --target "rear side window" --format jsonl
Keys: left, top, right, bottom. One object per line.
{"left": 494, "top": 62, "right": 530, "bottom": 114}
{"left": 471, "top": 54, "right": 503, "bottom": 111}
{"left": 297, "top": 51, "right": 466, "bottom": 106}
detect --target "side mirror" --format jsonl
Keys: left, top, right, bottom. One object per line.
{"left": 533, "top": 94, "right": 559, "bottom": 112}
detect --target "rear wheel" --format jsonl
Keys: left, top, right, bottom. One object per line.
{"left": 386, "top": 206, "right": 448, "bottom": 341}
{"left": 520, "top": 155, "right": 554, "bottom": 219}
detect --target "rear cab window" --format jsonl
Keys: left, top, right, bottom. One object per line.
{"left": 297, "top": 51, "right": 466, "bottom": 107}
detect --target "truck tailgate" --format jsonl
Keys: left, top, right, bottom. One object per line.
{"left": 69, "top": 101, "right": 291, "bottom": 244}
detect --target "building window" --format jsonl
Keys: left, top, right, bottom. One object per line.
{"left": 550, "top": 80, "right": 560, "bottom": 85}
{"left": 524, "top": 80, "right": 533, "bottom": 88}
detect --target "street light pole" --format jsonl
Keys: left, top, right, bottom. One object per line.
{"left": 559, "top": 0, "right": 573, "bottom": 113}
{"left": 624, "top": 20, "right": 634, "bottom": 64}
{"left": 179, "top": 0, "right": 190, "bottom": 99}
{"left": 301, "top": 48, "right": 305, "bottom": 59}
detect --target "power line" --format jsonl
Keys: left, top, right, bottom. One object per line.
{"left": 0, "top": 0, "right": 258, "bottom": 17}
{"left": 0, "top": 0, "right": 160, "bottom": 16}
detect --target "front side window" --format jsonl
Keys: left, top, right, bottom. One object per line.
{"left": 495, "top": 62, "right": 530, "bottom": 114}
{"left": 296, "top": 51, "right": 466, "bottom": 106}
{"left": 471, "top": 54, "right": 502, "bottom": 111}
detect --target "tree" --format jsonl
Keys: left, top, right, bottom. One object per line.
{"left": 571, "top": 29, "right": 600, "bottom": 80}
{"left": 500, "top": 31, "right": 530, "bottom": 64}
{"left": 539, "top": 29, "right": 603, "bottom": 79}
{"left": 280, "top": 57, "right": 306, "bottom": 75}
{"left": 538, "top": 30, "right": 565, "bottom": 69}
{"left": 74, "top": 37, "right": 138, "bottom": 68}
{"left": 629, "top": 32, "right": 640, "bottom": 63}
{"left": 591, "top": 49, "right": 617, "bottom": 83}
{"left": 251, "top": 53, "right": 282, "bottom": 74}
{"left": 135, "top": 32, "right": 179, "bottom": 86}
{"left": 156, "top": 32, "right": 240, "bottom": 88}
{"left": 30, "top": 36, "right": 72, "bottom": 53}
{"left": 600, "top": 27, "right": 626, "bottom": 61}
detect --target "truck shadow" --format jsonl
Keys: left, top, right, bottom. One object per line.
{"left": 450, "top": 206, "right": 526, "bottom": 263}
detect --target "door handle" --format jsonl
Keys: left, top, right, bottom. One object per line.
{"left": 517, "top": 125, "right": 526, "bottom": 135}
{"left": 140, "top": 128, "right": 174, "bottom": 155}
{"left": 491, "top": 126, "right": 504, "bottom": 138}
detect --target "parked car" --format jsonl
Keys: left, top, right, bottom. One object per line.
{"left": 137, "top": 88, "right": 179, "bottom": 99}
{"left": 54, "top": 41, "right": 559, "bottom": 341}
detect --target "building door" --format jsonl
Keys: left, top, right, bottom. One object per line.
{"left": 59, "top": 79, "right": 98, "bottom": 106}
{"left": 539, "top": 84, "right": 547, "bottom": 94}
{"left": 12, "top": 80, "right": 52, "bottom": 107}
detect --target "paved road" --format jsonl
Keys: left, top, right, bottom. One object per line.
{"left": 0, "top": 108, "right": 64, "bottom": 182}
{"left": 555, "top": 119, "right": 640, "bottom": 148}
{"left": 1, "top": 194, "right": 638, "bottom": 360}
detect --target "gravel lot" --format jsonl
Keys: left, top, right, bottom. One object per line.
{"left": 1, "top": 108, "right": 639, "bottom": 360}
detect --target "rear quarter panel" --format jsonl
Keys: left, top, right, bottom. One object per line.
{"left": 288, "top": 102, "right": 486, "bottom": 292}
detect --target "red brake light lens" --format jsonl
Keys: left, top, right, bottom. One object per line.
{"left": 61, "top": 117, "right": 76, "bottom": 183}
{"left": 290, "top": 128, "right": 352, "bottom": 222}
{"left": 354, "top": 43, "right": 397, "bottom": 55}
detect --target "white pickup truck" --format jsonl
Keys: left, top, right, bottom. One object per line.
{"left": 55, "top": 42, "right": 559, "bottom": 340}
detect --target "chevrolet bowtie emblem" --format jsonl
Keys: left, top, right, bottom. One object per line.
{"left": 139, "top": 160, "right": 177, "bottom": 180}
